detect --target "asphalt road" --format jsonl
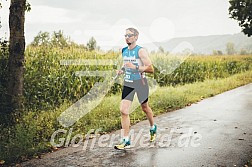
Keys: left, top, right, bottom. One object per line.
{"left": 21, "top": 83, "right": 252, "bottom": 167}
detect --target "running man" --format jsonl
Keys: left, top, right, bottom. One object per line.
{"left": 114, "top": 27, "right": 157, "bottom": 150}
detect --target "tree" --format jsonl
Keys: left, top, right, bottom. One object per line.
{"left": 239, "top": 48, "right": 248, "bottom": 55}
{"left": 0, "top": 36, "right": 9, "bottom": 116}
{"left": 51, "top": 30, "right": 69, "bottom": 48}
{"left": 29, "top": 30, "right": 84, "bottom": 48}
{"left": 0, "top": 2, "right": 2, "bottom": 29}
{"left": 86, "top": 36, "right": 97, "bottom": 51}
{"left": 226, "top": 42, "right": 236, "bottom": 55}
{"left": 30, "top": 31, "right": 50, "bottom": 46}
{"left": 158, "top": 46, "right": 165, "bottom": 53}
{"left": 213, "top": 50, "right": 223, "bottom": 55}
{"left": 229, "top": 0, "right": 252, "bottom": 37}
{"left": 7, "top": 0, "right": 26, "bottom": 115}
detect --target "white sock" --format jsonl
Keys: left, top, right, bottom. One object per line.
{"left": 150, "top": 125, "right": 155, "bottom": 130}
{"left": 123, "top": 136, "right": 129, "bottom": 141}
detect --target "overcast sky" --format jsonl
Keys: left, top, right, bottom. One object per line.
{"left": 0, "top": 0, "right": 242, "bottom": 50}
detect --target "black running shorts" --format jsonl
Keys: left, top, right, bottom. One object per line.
{"left": 122, "top": 78, "right": 149, "bottom": 104}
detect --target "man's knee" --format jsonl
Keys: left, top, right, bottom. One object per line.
{"left": 120, "top": 108, "right": 129, "bottom": 116}
{"left": 120, "top": 100, "right": 131, "bottom": 115}
{"left": 141, "top": 103, "right": 149, "bottom": 113}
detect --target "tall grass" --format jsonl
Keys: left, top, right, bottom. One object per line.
{"left": 23, "top": 47, "right": 252, "bottom": 111}
{"left": 151, "top": 53, "right": 251, "bottom": 86}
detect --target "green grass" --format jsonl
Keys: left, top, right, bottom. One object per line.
{"left": 1, "top": 69, "right": 252, "bottom": 165}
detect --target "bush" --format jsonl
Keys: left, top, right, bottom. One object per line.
{"left": 0, "top": 39, "right": 9, "bottom": 114}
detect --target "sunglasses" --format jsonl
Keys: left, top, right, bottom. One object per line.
{"left": 124, "top": 34, "right": 135, "bottom": 38}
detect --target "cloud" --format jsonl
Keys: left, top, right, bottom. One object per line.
{"left": 1, "top": 0, "right": 241, "bottom": 49}
{"left": 26, "top": 5, "right": 82, "bottom": 24}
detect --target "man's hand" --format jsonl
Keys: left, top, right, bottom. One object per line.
{"left": 116, "top": 67, "right": 125, "bottom": 75}
{"left": 124, "top": 62, "right": 136, "bottom": 69}
{"left": 116, "top": 69, "right": 124, "bottom": 75}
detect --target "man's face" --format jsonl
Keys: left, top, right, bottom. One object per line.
{"left": 125, "top": 30, "right": 137, "bottom": 45}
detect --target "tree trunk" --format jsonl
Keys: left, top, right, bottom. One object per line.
{"left": 7, "top": 0, "right": 26, "bottom": 116}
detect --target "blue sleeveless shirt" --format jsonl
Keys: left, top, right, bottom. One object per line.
{"left": 122, "top": 45, "right": 145, "bottom": 82}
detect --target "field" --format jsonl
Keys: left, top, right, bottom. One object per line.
{"left": 22, "top": 47, "right": 252, "bottom": 111}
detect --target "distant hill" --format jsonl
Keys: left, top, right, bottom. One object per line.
{"left": 146, "top": 33, "right": 252, "bottom": 54}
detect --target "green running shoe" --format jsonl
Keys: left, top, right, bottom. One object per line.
{"left": 150, "top": 124, "right": 157, "bottom": 142}
{"left": 114, "top": 139, "right": 131, "bottom": 150}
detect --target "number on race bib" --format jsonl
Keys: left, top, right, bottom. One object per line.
{"left": 125, "top": 74, "right": 130, "bottom": 79}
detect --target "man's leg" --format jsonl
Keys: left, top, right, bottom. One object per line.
{"left": 120, "top": 99, "right": 132, "bottom": 138}
{"left": 114, "top": 99, "right": 132, "bottom": 149}
{"left": 141, "top": 102, "right": 154, "bottom": 126}
{"left": 141, "top": 102, "right": 157, "bottom": 142}
{"left": 136, "top": 78, "right": 154, "bottom": 126}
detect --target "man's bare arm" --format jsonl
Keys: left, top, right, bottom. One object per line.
{"left": 138, "top": 48, "right": 154, "bottom": 73}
